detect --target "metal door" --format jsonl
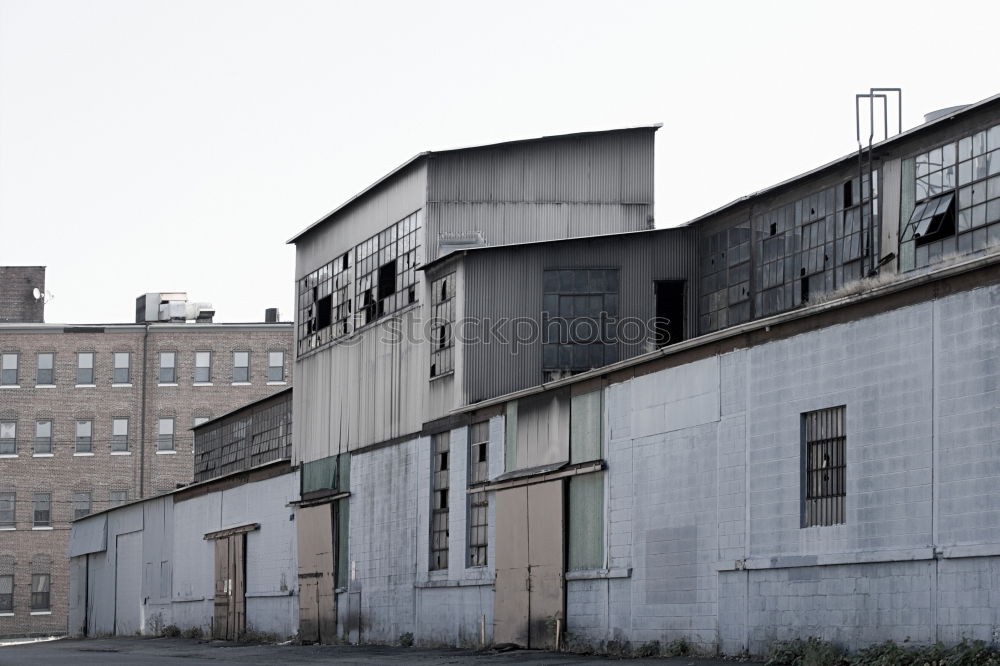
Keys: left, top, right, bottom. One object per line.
{"left": 296, "top": 503, "right": 337, "bottom": 643}
{"left": 493, "top": 480, "right": 565, "bottom": 648}
{"left": 114, "top": 532, "right": 142, "bottom": 635}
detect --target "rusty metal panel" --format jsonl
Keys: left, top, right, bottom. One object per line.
{"left": 527, "top": 481, "right": 565, "bottom": 649}
{"left": 493, "top": 486, "right": 529, "bottom": 646}
{"left": 296, "top": 503, "right": 336, "bottom": 643}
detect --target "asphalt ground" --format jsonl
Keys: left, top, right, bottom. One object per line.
{"left": 0, "top": 637, "right": 765, "bottom": 665}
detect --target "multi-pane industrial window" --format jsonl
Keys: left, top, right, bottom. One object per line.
{"left": 111, "top": 418, "right": 129, "bottom": 452}
{"left": 195, "top": 351, "right": 212, "bottom": 383}
{"left": 803, "top": 406, "right": 846, "bottom": 527}
{"left": 36, "top": 352, "right": 54, "bottom": 385}
{"left": 110, "top": 490, "right": 128, "bottom": 507}
{"left": 267, "top": 351, "right": 284, "bottom": 382}
{"left": 75, "top": 420, "right": 92, "bottom": 453}
{"left": 430, "top": 432, "right": 450, "bottom": 570}
{"left": 0, "top": 575, "right": 11, "bottom": 612}
{"left": 356, "top": 211, "right": 422, "bottom": 327}
{"left": 34, "top": 421, "right": 52, "bottom": 454}
{"left": 542, "top": 269, "right": 620, "bottom": 380}
{"left": 0, "top": 492, "right": 15, "bottom": 528}
{"left": 296, "top": 211, "right": 423, "bottom": 356}
{"left": 113, "top": 352, "right": 130, "bottom": 384}
{"left": 157, "top": 418, "right": 175, "bottom": 451}
{"left": 30, "top": 574, "right": 50, "bottom": 611}
{"left": 467, "top": 421, "right": 489, "bottom": 567}
{"left": 298, "top": 251, "right": 353, "bottom": 354}
{"left": 158, "top": 351, "right": 175, "bottom": 383}
{"left": 0, "top": 422, "right": 15, "bottom": 455}
{"left": 233, "top": 351, "right": 250, "bottom": 382}
{"left": 73, "top": 491, "right": 92, "bottom": 520}
{"left": 430, "top": 273, "right": 456, "bottom": 378}
{"left": 1, "top": 353, "right": 18, "bottom": 385}
{"left": 32, "top": 493, "right": 50, "bottom": 527}
{"left": 76, "top": 352, "right": 95, "bottom": 385}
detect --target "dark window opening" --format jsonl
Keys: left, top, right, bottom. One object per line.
{"left": 843, "top": 180, "right": 854, "bottom": 208}
{"left": 654, "top": 280, "right": 685, "bottom": 348}
{"left": 801, "top": 275, "right": 810, "bottom": 303}
{"left": 769, "top": 223, "right": 777, "bottom": 236}
{"left": 378, "top": 260, "right": 397, "bottom": 300}
{"left": 911, "top": 193, "right": 955, "bottom": 246}
{"left": 315, "top": 295, "right": 332, "bottom": 330}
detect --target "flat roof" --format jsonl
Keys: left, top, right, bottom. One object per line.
{"left": 286, "top": 124, "right": 663, "bottom": 245}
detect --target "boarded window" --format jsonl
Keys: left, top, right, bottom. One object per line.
{"left": 568, "top": 473, "right": 604, "bottom": 570}
{"left": 430, "top": 433, "right": 450, "bottom": 570}
{"left": 803, "top": 406, "right": 846, "bottom": 527}
{"left": 541, "top": 268, "right": 620, "bottom": 381}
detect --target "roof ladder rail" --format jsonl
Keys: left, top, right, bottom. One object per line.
{"left": 855, "top": 87, "right": 902, "bottom": 276}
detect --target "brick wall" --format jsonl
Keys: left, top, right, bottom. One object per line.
{"left": 0, "top": 267, "right": 45, "bottom": 323}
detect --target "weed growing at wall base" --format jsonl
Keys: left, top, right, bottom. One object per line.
{"left": 766, "top": 638, "right": 1000, "bottom": 666}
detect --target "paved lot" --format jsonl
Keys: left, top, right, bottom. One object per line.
{"left": 0, "top": 637, "right": 762, "bottom": 665}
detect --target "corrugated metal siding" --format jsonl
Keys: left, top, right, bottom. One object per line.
{"left": 881, "top": 158, "right": 902, "bottom": 274}
{"left": 462, "top": 229, "right": 697, "bottom": 404}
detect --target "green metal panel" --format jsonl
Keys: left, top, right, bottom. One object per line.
{"left": 570, "top": 390, "right": 603, "bottom": 464}
{"left": 568, "top": 473, "right": 604, "bottom": 571}
{"left": 301, "top": 455, "right": 338, "bottom": 495}
{"left": 338, "top": 453, "right": 351, "bottom": 492}
{"left": 336, "top": 499, "right": 350, "bottom": 588}
{"left": 504, "top": 402, "right": 518, "bottom": 472}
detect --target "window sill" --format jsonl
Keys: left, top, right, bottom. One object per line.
{"left": 75, "top": 384, "right": 96, "bottom": 388}
{"left": 565, "top": 567, "right": 632, "bottom": 581}
{"left": 429, "top": 371, "right": 454, "bottom": 382}
{"left": 0, "top": 454, "right": 18, "bottom": 459}
{"left": 231, "top": 381, "right": 251, "bottom": 386}
{"left": 0, "top": 385, "right": 21, "bottom": 389}
{"left": 35, "top": 384, "right": 56, "bottom": 389}
{"left": 193, "top": 382, "right": 214, "bottom": 387}
{"left": 112, "top": 383, "right": 133, "bottom": 388}
{"left": 0, "top": 527, "right": 14, "bottom": 531}
{"left": 156, "top": 450, "right": 176, "bottom": 455}
{"left": 31, "top": 526, "right": 53, "bottom": 531}
{"left": 157, "top": 383, "right": 178, "bottom": 387}
{"left": 266, "top": 381, "right": 287, "bottom": 386}
{"left": 414, "top": 578, "right": 494, "bottom": 589}
{"left": 32, "top": 453, "right": 53, "bottom": 458}
{"left": 73, "top": 452, "right": 94, "bottom": 457}
{"left": 110, "top": 451, "right": 131, "bottom": 456}
{"left": 0, "top": 612, "right": 13, "bottom": 616}
{"left": 30, "top": 611, "right": 51, "bottom": 615}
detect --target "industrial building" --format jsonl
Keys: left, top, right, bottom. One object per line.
{"left": 67, "top": 90, "right": 1000, "bottom": 654}
{"left": 0, "top": 278, "right": 292, "bottom": 638}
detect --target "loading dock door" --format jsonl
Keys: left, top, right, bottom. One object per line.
{"left": 493, "top": 480, "right": 565, "bottom": 649}
{"left": 212, "top": 534, "right": 246, "bottom": 640}
{"left": 114, "top": 532, "right": 142, "bottom": 636}
{"left": 296, "top": 503, "right": 337, "bottom": 643}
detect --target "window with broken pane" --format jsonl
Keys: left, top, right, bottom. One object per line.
{"left": 430, "top": 272, "right": 456, "bottom": 378}
{"left": 297, "top": 250, "right": 353, "bottom": 355}
{"left": 355, "top": 210, "right": 422, "bottom": 328}
{"left": 467, "top": 421, "right": 489, "bottom": 567}
{"left": 541, "top": 269, "right": 619, "bottom": 380}
{"left": 430, "top": 432, "right": 450, "bottom": 570}
{"left": 803, "top": 406, "right": 846, "bottom": 527}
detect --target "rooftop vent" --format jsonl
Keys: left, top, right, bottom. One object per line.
{"left": 265, "top": 308, "right": 279, "bottom": 323}
{"left": 135, "top": 293, "right": 214, "bottom": 323}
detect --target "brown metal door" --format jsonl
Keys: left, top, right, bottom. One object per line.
{"left": 296, "top": 503, "right": 337, "bottom": 643}
{"left": 212, "top": 537, "right": 230, "bottom": 640}
{"left": 526, "top": 481, "right": 564, "bottom": 649}
{"left": 493, "top": 480, "right": 565, "bottom": 648}
{"left": 493, "top": 486, "right": 530, "bottom": 646}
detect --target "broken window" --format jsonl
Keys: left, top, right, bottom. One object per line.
{"left": 296, "top": 250, "right": 353, "bottom": 355}
{"left": 430, "top": 432, "right": 450, "bottom": 570}
{"left": 909, "top": 193, "right": 955, "bottom": 245}
{"left": 467, "top": 421, "right": 489, "bottom": 567}
{"left": 653, "top": 281, "right": 685, "bottom": 348}
{"left": 430, "top": 272, "right": 456, "bottom": 378}
{"left": 803, "top": 406, "right": 846, "bottom": 527}
{"left": 541, "top": 269, "right": 619, "bottom": 381}
{"left": 355, "top": 210, "right": 422, "bottom": 327}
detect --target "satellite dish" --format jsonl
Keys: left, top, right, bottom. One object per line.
{"left": 32, "top": 288, "right": 41, "bottom": 300}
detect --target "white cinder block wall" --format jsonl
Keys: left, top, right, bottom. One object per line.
{"left": 567, "top": 285, "right": 1000, "bottom": 655}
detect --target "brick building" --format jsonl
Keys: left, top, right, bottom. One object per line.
{"left": 0, "top": 278, "right": 292, "bottom": 638}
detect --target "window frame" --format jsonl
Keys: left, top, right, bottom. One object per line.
{"left": 0, "top": 421, "right": 16, "bottom": 455}
{"left": 112, "top": 352, "right": 130, "bottom": 384}
{"left": 232, "top": 351, "right": 250, "bottom": 383}
{"left": 33, "top": 420, "right": 52, "bottom": 455}
{"left": 32, "top": 492, "right": 51, "bottom": 528}
{"left": 157, "top": 417, "right": 175, "bottom": 452}
{"left": 73, "top": 491, "right": 92, "bottom": 520}
{"left": 429, "top": 432, "right": 450, "bottom": 571}
{"left": 802, "top": 405, "right": 847, "bottom": 528}
{"left": 430, "top": 272, "right": 456, "bottom": 379}
{"left": 194, "top": 350, "right": 212, "bottom": 383}
{"left": 1, "top": 352, "right": 19, "bottom": 386}
{"left": 76, "top": 351, "right": 95, "bottom": 385}
{"left": 0, "top": 574, "right": 12, "bottom": 613}
{"left": 30, "top": 573, "right": 50, "bottom": 611}
{"left": 75, "top": 420, "right": 93, "bottom": 454}
{"left": 0, "top": 492, "right": 15, "bottom": 529}
{"left": 158, "top": 351, "right": 176, "bottom": 384}
{"left": 36, "top": 352, "right": 54, "bottom": 386}
{"left": 466, "top": 421, "right": 489, "bottom": 568}
{"left": 111, "top": 418, "right": 129, "bottom": 452}
{"left": 267, "top": 351, "right": 285, "bottom": 382}
{"left": 109, "top": 490, "right": 128, "bottom": 507}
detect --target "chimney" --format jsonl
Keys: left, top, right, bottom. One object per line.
{"left": 0, "top": 266, "right": 46, "bottom": 323}
{"left": 264, "top": 308, "right": 279, "bottom": 323}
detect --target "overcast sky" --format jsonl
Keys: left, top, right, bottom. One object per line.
{"left": 1, "top": 0, "right": 997, "bottom": 324}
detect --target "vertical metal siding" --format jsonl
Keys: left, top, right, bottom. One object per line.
{"left": 463, "top": 229, "right": 697, "bottom": 403}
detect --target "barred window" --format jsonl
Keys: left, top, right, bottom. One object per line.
{"left": 430, "top": 273, "right": 456, "bottom": 378}
{"left": 355, "top": 210, "right": 422, "bottom": 327}
{"left": 34, "top": 421, "right": 52, "bottom": 455}
{"left": 0, "top": 421, "right": 15, "bottom": 455}
{"left": 467, "top": 421, "right": 489, "bottom": 567}
{"left": 73, "top": 491, "right": 91, "bottom": 520}
{"left": 430, "top": 432, "right": 450, "bottom": 571}
{"left": 75, "top": 420, "right": 92, "bottom": 453}
{"left": 803, "top": 406, "right": 846, "bottom": 527}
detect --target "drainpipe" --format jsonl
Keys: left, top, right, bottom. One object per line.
{"left": 139, "top": 323, "right": 149, "bottom": 498}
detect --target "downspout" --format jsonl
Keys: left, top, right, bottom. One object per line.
{"left": 139, "top": 323, "right": 150, "bottom": 498}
